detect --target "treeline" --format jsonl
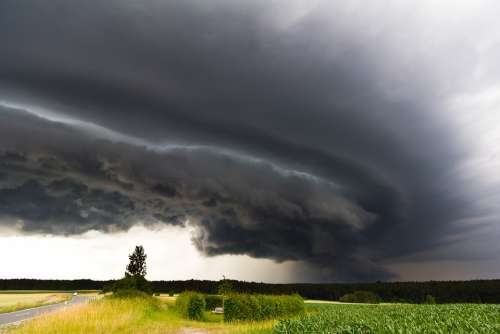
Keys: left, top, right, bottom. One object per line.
{"left": 0, "top": 279, "right": 106, "bottom": 291}
{"left": 151, "top": 279, "right": 500, "bottom": 303}
{"left": 1, "top": 278, "right": 499, "bottom": 303}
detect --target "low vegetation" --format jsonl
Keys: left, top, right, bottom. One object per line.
{"left": 111, "top": 276, "right": 152, "bottom": 295}
{"left": 11, "top": 297, "right": 165, "bottom": 334}
{"left": 0, "top": 293, "right": 70, "bottom": 313}
{"left": 9, "top": 295, "right": 276, "bottom": 334}
{"left": 3, "top": 279, "right": 500, "bottom": 303}
{"left": 6, "top": 291, "right": 500, "bottom": 334}
{"left": 338, "top": 290, "right": 379, "bottom": 304}
{"left": 224, "top": 294, "right": 304, "bottom": 322}
{"left": 175, "top": 292, "right": 304, "bottom": 322}
{"left": 175, "top": 291, "right": 206, "bottom": 320}
{"left": 204, "top": 294, "right": 223, "bottom": 311}
{"left": 274, "top": 303, "right": 500, "bottom": 334}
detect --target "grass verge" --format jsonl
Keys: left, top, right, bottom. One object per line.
{"left": 8, "top": 296, "right": 276, "bottom": 334}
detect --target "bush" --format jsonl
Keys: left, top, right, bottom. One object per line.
{"left": 168, "top": 291, "right": 175, "bottom": 297}
{"left": 424, "top": 294, "right": 436, "bottom": 304}
{"left": 176, "top": 291, "right": 206, "bottom": 320}
{"left": 111, "top": 288, "right": 150, "bottom": 299}
{"left": 224, "top": 293, "right": 304, "bottom": 322}
{"left": 111, "top": 275, "right": 152, "bottom": 295}
{"left": 102, "top": 283, "right": 113, "bottom": 293}
{"left": 204, "top": 294, "right": 223, "bottom": 310}
{"left": 339, "top": 291, "right": 379, "bottom": 304}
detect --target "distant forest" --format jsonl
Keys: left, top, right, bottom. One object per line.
{"left": 1, "top": 279, "right": 499, "bottom": 304}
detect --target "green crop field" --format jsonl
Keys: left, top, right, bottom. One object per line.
{"left": 274, "top": 303, "right": 500, "bottom": 334}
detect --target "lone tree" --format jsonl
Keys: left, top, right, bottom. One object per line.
{"left": 111, "top": 245, "right": 151, "bottom": 295}
{"left": 126, "top": 245, "right": 147, "bottom": 277}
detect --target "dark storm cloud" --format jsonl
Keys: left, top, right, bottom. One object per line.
{"left": 0, "top": 1, "right": 488, "bottom": 281}
{"left": 0, "top": 108, "right": 386, "bottom": 280}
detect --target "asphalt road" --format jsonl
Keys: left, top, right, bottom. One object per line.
{"left": 0, "top": 296, "right": 91, "bottom": 327}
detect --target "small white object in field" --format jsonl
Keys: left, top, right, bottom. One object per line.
{"left": 212, "top": 307, "right": 224, "bottom": 314}
{"left": 73, "top": 292, "right": 78, "bottom": 296}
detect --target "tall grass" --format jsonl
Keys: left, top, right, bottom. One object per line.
{"left": 10, "top": 295, "right": 276, "bottom": 334}
{"left": 11, "top": 297, "right": 168, "bottom": 334}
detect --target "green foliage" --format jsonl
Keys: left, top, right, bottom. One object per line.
{"left": 125, "top": 245, "right": 147, "bottom": 277}
{"left": 102, "top": 284, "right": 112, "bottom": 293}
{"left": 204, "top": 294, "right": 223, "bottom": 310}
{"left": 339, "top": 290, "right": 379, "bottom": 304}
{"left": 218, "top": 280, "right": 234, "bottom": 296}
{"left": 110, "top": 245, "right": 151, "bottom": 298}
{"left": 110, "top": 288, "right": 150, "bottom": 299}
{"left": 274, "top": 304, "right": 500, "bottom": 334}
{"left": 176, "top": 291, "right": 206, "bottom": 320}
{"left": 224, "top": 294, "right": 304, "bottom": 322}
{"left": 111, "top": 275, "right": 152, "bottom": 295}
{"left": 424, "top": 294, "right": 436, "bottom": 304}
{"left": 168, "top": 291, "right": 175, "bottom": 297}
{"left": 175, "top": 292, "right": 191, "bottom": 317}
{"left": 3, "top": 279, "right": 500, "bottom": 304}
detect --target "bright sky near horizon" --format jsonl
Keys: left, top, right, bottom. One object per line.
{"left": 0, "top": 225, "right": 299, "bottom": 282}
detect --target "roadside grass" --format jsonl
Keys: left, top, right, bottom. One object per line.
{"left": 155, "top": 294, "right": 177, "bottom": 303}
{"left": 9, "top": 296, "right": 276, "bottom": 334}
{"left": 0, "top": 293, "right": 71, "bottom": 314}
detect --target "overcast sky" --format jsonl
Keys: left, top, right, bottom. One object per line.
{"left": 0, "top": 0, "right": 499, "bottom": 282}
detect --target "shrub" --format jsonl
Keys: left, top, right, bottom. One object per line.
{"left": 154, "top": 292, "right": 161, "bottom": 296}
{"left": 111, "top": 275, "right": 152, "bottom": 295}
{"left": 168, "top": 291, "right": 175, "bottom": 297}
{"left": 176, "top": 291, "right": 206, "bottom": 320}
{"left": 102, "top": 283, "right": 113, "bottom": 293}
{"left": 424, "top": 294, "right": 436, "bottom": 304}
{"left": 204, "top": 294, "right": 223, "bottom": 310}
{"left": 224, "top": 293, "right": 304, "bottom": 322}
{"left": 339, "top": 291, "right": 379, "bottom": 304}
{"left": 111, "top": 288, "right": 150, "bottom": 299}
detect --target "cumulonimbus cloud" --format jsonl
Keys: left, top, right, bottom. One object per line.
{"left": 0, "top": 108, "right": 387, "bottom": 280}
{"left": 0, "top": 104, "right": 473, "bottom": 281}
{"left": 1, "top": 0, "right": 497, "bottom": 281}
